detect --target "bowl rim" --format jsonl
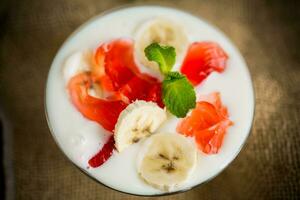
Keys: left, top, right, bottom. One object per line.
{"left": 44, "top": 3, "right": 256, "bottom": 197}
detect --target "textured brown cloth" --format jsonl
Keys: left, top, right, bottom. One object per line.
{"left": 0, "top": 0, "right": 299, "bottom": 199}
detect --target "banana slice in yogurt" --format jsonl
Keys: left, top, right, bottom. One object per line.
{"left": 137, "top": 132, "right": 197, "bottom": 191}
{"left": 114, "top": 100, "right": 167, "bottom": 152}
{"left": 134, "top": 17, "right": 189, "bottom": 72}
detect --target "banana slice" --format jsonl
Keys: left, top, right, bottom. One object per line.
{"left": 135, "top": 17, "right": 189, "bottom": 72}
{"left": 114, "top": 100, "right": 167, "bottom": 152}
{"left": 63, "top": 50, "right": 93, "bottom": 83}
{"left": 138, "top": 133, "right": 197, "bottom": 191}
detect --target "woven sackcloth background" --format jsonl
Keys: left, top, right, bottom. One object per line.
{"left": 0, "top": 0, "right": 299, "bottom": 199}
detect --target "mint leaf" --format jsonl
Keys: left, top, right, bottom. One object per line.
{"left": 162, "top": 72, "right": 196, "bottom": 117}
{"left": 144, "top": 43, "right": 196, "bottom": 118}
{"left": 144, "top": 43, "right": 176, "bottom": 74}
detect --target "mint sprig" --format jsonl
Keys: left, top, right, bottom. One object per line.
{"left": 145, "top": 43, "right": 196, "bottom": 118}
{"left": 144, "top": 43, "right": 176, "bottom": 74}
{"left": 163, "top": 72, "right": 196, "bottom": 117}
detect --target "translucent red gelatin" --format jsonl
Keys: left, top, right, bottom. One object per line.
{"left": 180, "top": 42, "right": 228, "bottom": 86}
{"left": 177, "top": 92, "right": 233, "bottom": 154}
{"left": 118, "top": 73, "right": 164, "bottom": 107}
{"left": 88, "top": 136, "right": 115, "bottom": 168}
{"left": 93, "top": 39, "right": 163, "bottom": 107}
{"left": 68, "top": 72, "right": 127, "bottom": 132}
{"left": 195, "top": 119, "right": 232, "bottom": 154}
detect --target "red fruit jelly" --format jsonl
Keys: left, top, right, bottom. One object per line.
{"left": 181, "top": 42, "right": 228, "bottom": 86}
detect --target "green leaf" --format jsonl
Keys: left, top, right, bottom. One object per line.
{"left": 162, "top": 72, "right": 196, "bottom": 118}
{"left": 144, "top": 43, "right": 176, "bottom": 74}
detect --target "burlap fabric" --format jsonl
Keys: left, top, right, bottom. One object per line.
{"left": 0, "top": 0, "right": 299, "bottom": 199}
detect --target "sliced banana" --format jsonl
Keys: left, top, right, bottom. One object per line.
{"left": 135, "top": 17, "right": 189, "bottom": 72}
{"left": 114, "top": 100, "right": 167, "bottom": 152}
{"left": 138, "top": 133, "right": 197, "bottom": 191}
{"left": 63, "top": 50, "right": 93, "bottom": 83}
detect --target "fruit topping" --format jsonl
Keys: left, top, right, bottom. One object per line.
{"left": 88, "top": 136, "right": 115, "bottom": 168}
{"left": 180, "top": 42, "right": 228, "bottom": 86}
{"left": 93, "top": 39, "right": 164, "bottom": 106}
{"left": 114, "top": 100, "right": 167, "bottom": 152}
{"left": 138, "top": 133, "right": 197, "bottom": 191}
{"left": 118, "top": 73, "right": 163, "bottom": 107}
{"left": 135, "top": 17, "right": 188, "bottom": 72}
{"left": 68, "top": 72, "right": 127, "bottom": 132}
{"left": 177, "top": 92, "right": 233, "bottom": 154}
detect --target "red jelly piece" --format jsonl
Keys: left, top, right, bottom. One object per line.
{"left": 118, "top": 73, "right": 163, "bottom": 107}
{"left": 180, "top": 42, "right": 228, "bottom": 86}
{"left": 88, "top": 136, "right": 115, "bottom": 168}
{"left": 93, "top": 39, "right": 164, "bottom": 107}
{"left": 99, "top": 75, "right": 115, "bottom": 92}
{"left": 177, "top": 102, "right": 222, "bottom": 137}
{"left": 68, "top": 72, "right": 128, "bottom": 132}
{"left": 177, "top": 92, "right": 232, "bottom": 154}
{"left": 146, "top": 83, "right": 164, "bottom": 108}
{"left": 195, "top": 119, "right": 232, "bottom": 154}
{"left": 94, "top": 39, "right": 140, "bottom": 90}
{"left": 198, "top": 92, "right": 229, "bottom": 118}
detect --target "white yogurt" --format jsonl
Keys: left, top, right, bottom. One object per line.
{"left": 45, "top": 6, "right": 254, "bottom": 195}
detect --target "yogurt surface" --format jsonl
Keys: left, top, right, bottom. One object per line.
{"left": 46, "top": 6, "right": 254, "bottom": 195}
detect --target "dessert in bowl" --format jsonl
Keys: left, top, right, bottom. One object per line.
{"left": 45, "top": 6, "right": 254, "bottom": 196}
